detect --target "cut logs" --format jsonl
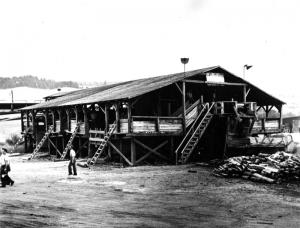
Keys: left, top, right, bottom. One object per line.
{"left": 213, "top": 151, "right": 300, "bottom": 183}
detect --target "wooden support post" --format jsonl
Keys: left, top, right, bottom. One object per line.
{"left": 108, "top": 141, "right": 133, "bottom": 166}
{"left": 182, "top": 81, "right": 186, "bottom": 134}
{"left": 75, "top": 107, "right": 79, "bottom": 123}
{"left": 66, "top": 109, "right": 70, "bottom": 131}
{"left": 26, "top": 110, "right": 30, "bottom": 128}
{"left": 170, "top": 137, "right": 174, "bottom": 160}
{"left": 78, "top": 135, "right": 81, "bottom": 157}
{"left": 119, "top": 140, "right": 123, "bottom": 164}
{"left": 83, "top": 105, "right": 89, "bottom": 136}
{"left": 200, "top": 95, "right": 204, "bottom": 104}
{"left": 58, "top": 109, "right": 62, "bottom": 132}
{"left": 48, "top": 138, "right": 62, "bottom": 156}
{"left": 127, "top": 102, "right": 132, "bottom": 133}
{"left": 156, "top": 117, "right": 160, "bottom": 133}
{"left": 243, "top": 85, "right": 247, "bottom": 102}
{"left": 44, "top": 110, "right": 48, "bottom": 131}
{"left": 157, "top": 91, "right": 161, "bottom": 116}
{"left": 116, "top": 102, "right": 120, "bottom": 133}
{"left": 21, "top": 111, "right": 24, "bottom": 132}
{"left": 131, "top": 137, "right": 136, "bottom": 166}
{"left": 25, "top": 134, "right": 28, "bottom": 153}
{"left": 105, "top": 104, "right": 109, "bottom": 133}
{"left": 32, "top": 110, "right": 37, "bottom": 147}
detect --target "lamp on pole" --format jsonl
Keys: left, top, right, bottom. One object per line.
{"left": 181, "top": 58, "right": 189, "bottom": 75}
{"left": 243, "top": 64, "right": 253, "bottom": 79}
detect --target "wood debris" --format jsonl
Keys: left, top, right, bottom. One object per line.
{"left": 213, "top": 151, "right": 300, "bottom": 183}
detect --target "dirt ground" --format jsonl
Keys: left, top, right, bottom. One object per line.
{"left": 0, "top": 155, "right": 300, "bottom": 228}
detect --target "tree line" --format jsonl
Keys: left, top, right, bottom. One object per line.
{"left": 0, "top": 76, "right": 79, "bottom": 89}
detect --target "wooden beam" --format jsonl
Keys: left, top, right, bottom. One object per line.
{"left": 182, "top": 81, "right": 186, "bottom": 134}
{"left": 136, "top": 140, "right": 168, "bottom": 164}
{"left": 243, "top": 85, "right": 247, "bottom": 102}
{"left": 66, "top": 109, "right": 70, "bottom": 131}
{"left": 48, "top": 138, "right": 62, "bottom": 156}
{"left": 105, "top": 104, "right": 109, "bottom": 133}
{"left": 108, "top": 141, "right": 133, "bottom": 166}
{"left": 183, "top": 79, "right": 247, "bottom": 86}
{"left": 246, "top": 88, "right": 251, "bottom": 97}
{"left": 21, "top": 111, "right": 24, "bottom": 132}
{"left": 116, "top": 102, "right": 120, "bottom": 133}
{"left": 175, "top": 82, "right": 183, "bottom": 95}
{"left": 127, "top": 101, "right": 132, "bottom": 133}
{"left": 134, "top": 138, "right": 170, "bottom": 162}
{"left": 131, "top": 137, "right": 136, "bottom": 165}
{"left": 83, "top": 105, "right": 89, "bottom": 136}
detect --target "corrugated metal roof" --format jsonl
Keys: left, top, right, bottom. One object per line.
{"left": 20, "top": 66, "right": 284, "bottom": 110}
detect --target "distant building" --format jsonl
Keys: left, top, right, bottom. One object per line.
{"left": 283, "top": 116, "right": 300, "bottom": 133}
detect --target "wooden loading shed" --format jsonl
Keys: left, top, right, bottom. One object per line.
{"left": 20, "top": 66, "right": 285, "bottom": 166}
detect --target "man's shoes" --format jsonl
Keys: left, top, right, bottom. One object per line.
{"left": 74, "top": 174, "right": 77, "bottom": 176}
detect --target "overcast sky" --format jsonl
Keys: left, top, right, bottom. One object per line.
{"left": 0, "top": 0, "right": 299, "bottom": 95}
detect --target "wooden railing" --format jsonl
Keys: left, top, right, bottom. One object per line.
{"left": 251, "top": 118, "right": 281, "bottom": 134}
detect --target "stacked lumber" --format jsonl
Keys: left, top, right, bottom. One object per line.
{"left": 213, "top": 151, "right": 300, "bottom": 183}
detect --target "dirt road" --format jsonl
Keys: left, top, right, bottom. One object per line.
{"left": 0, "top": 155, "right": 299, "bottom": 227}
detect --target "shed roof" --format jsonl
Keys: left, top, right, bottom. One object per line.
{"left": 21, "top": 66, "right": 284, "bottom": 111}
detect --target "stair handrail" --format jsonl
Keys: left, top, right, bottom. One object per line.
{"left": 175, "top": 103, "right": 208, "bottom": 156}
{"left": 175, "top": 102, "right": 215, "bottom": 163}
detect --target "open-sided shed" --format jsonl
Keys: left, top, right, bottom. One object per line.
{"left": 20, "top": 66, "right": 285, "bottom": 165}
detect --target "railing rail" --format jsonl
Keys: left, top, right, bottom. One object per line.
{"left": 174, "top": 102, "right": 215, "bottom": 159}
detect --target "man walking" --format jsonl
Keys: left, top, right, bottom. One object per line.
{"left": 68, "top": 145, "right": 77, "bottom": 176}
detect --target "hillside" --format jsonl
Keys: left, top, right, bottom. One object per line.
{"left": 0, "top": 87, "right": 77, "bottom": 103}
{"left": 0, "top": 75, "right": 79, "bottom": 89}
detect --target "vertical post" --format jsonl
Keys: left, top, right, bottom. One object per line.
{"left": 170, "top": 136, "right": 174, "bottom": 162}
{"left": 83, "top": 105, "right": 89, "bottom": 136}
{"left": 75, "top": 107, "right": 78, "bottom": 123}
{"left": 119, "top": 139, "right": 123, "bottom": 164}
{"left": 131, "top": 137, "right": 136, "bottom": 166}
{"left": 157, "top": 91, "right": 161, "bottom": 116}
{"left": 105, "top": 104, "right": 109, "bottom": 133}
{"left": 116, "top": 102, "right": 120, "bottom": 133}
{"left": 21, "top": 111, "right": 24, "bottom": 132}
{"left": 44, "top": 110, "right": 48, "bottom": 131}
{"left": 26, "top": 110, "right": 30, "bottom": 128}
{"left": 200, "top": 95, "right": 204, "bottom": 104}
{"left": 243, "top": 85, "right": 247, "bottom": 102}
{"left": 66, "top": 109, "right": 70, "bottom": 131}
{"left": 182, "top": 81, "right": 186, "bottom": 134}
{"left": 265, "top": 105, "right": 269, "bottom": 118}
{"left": 278, "top": 105, "right": 282, "bottom": 129}
{"left": 10, "top": 90, "right": 14, "bottom": 111}
{"left": 58, "top": 110, "right": 62, "bottom": 132}
{"left": 127, "top": 102, "right": 132, "bottom": 133}
{"left": 32, "top": 110, "right": 37, "bottom": 149}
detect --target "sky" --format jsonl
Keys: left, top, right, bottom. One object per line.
{"left": 0, "top": 0, "right": 300, "bottom": 97}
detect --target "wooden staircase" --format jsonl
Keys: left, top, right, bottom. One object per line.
{"left": 87, "top": 123, "right": 116, "bottom": 166}
{"left": 29, "top": 126, "right": 53, "bottom": 159}
{"left": 175, "top": 103, "right": 215, "bottom": 164}
{"left": 60, "top": 123, "right": 81, "bottom": 160}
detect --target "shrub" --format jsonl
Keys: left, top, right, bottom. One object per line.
{"left": 5, "top": 133, "right": 21, "bottom": 146}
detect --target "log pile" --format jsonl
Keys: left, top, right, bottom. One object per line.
{"left": 213, "top": 151, "right": 300, "bottom": 183}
